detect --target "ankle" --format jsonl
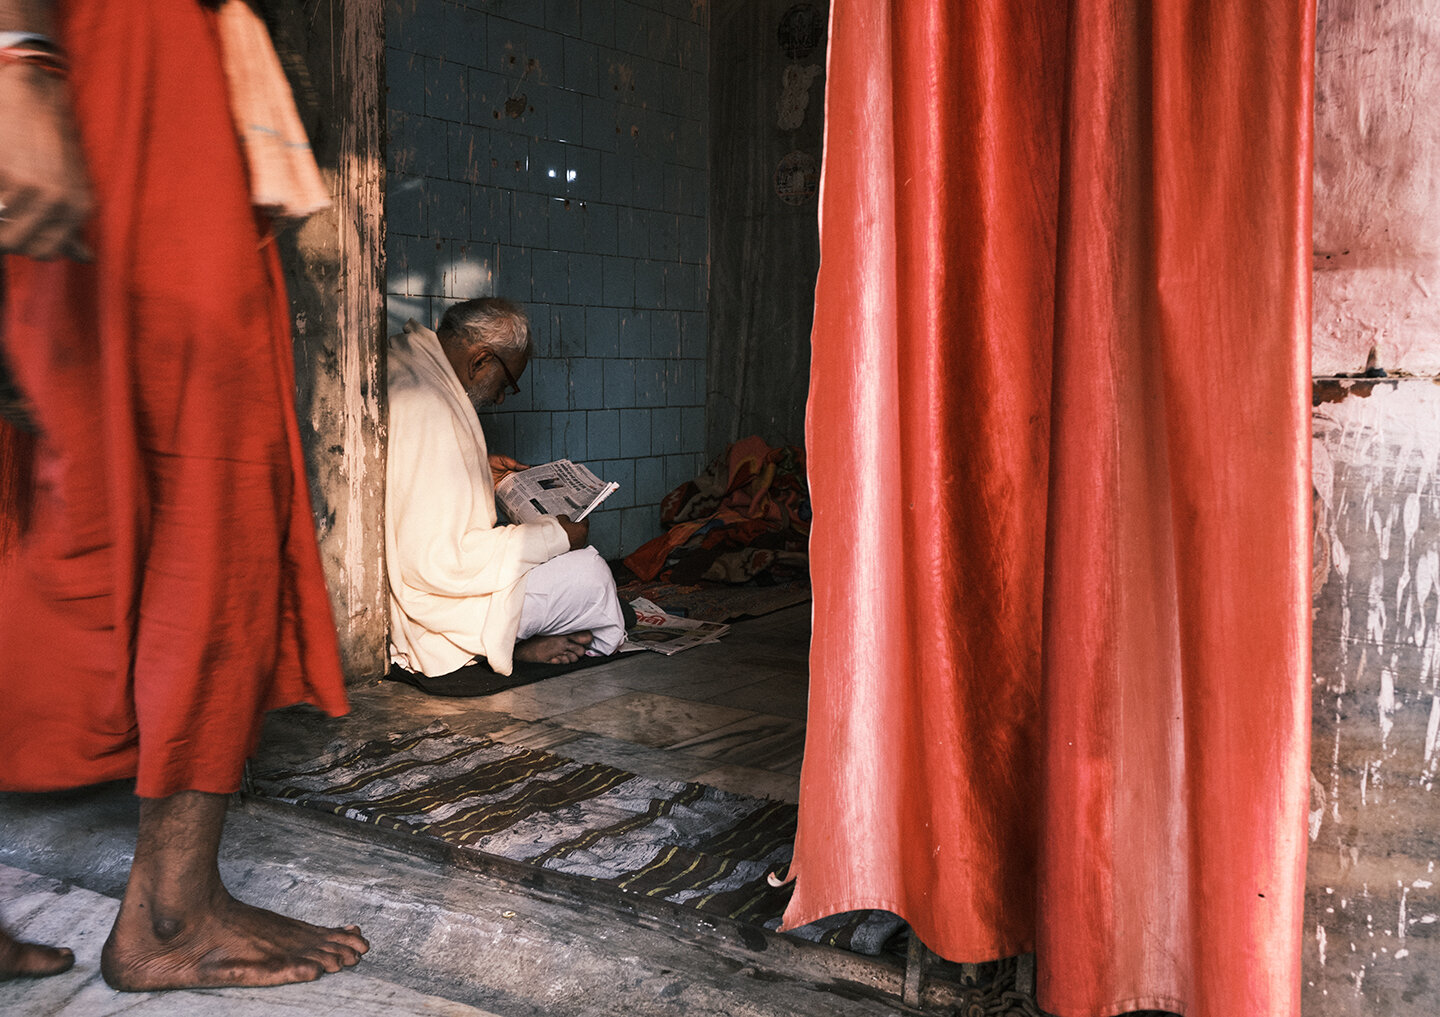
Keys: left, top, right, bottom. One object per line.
{"left": 117, "top": 872, "right": 229, "bottom": 936}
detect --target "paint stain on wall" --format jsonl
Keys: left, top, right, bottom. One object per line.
{"left": 1309, "top": 381, "right": 1440, "bottom": 1013}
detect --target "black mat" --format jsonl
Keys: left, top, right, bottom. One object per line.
{"left": 385, "top": 650, "right": 617, "bottom": 698}
{"left": 252, "top": 721, "right": 906, "bottom": 956}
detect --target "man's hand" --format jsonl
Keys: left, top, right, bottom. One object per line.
{"left": 555, "top": 514, "right": 589, "bottom": 551}
{"left": 0, "top": 59, "right": 93, "bottom": 260}
{"left": 488, "top": 453, "right": 528, "bottom": 489}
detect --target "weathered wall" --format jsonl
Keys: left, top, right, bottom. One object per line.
{"left": 705, "top": 0, "right": 824, "bottom": 456}
{"left": 1313, "top": 0, "right": 1440, "bottom": 375}
{"left": 270, "top": 0, "right": 390, "bottom": 680}
{"left": 1306, "top": 0, "right": 1440, "bottom": 1010}
{"left": 1310, "top": 382, "right": 1440, "bottom": 1011}
{"left": 385, "top": 0, "right": 709, "bottom": 560}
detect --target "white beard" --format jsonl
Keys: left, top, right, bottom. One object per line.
{"left": 467, "top": 386, "right": 495, "bottom": 413}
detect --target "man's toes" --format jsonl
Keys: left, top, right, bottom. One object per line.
{"left": 318, "top": 927, "right": 367, "bottom": 964}
{"left": 307, "top": 949, "right": 345, "bottom": 974}
{"left": 317, "top": 941, "right": 362, "bottom": 967}
{"left": 285, "top": 960, "right": 326, "bottom": 984}
{"left": 268, "top": 956, "right": 327, "bottom": 984}
{"left": 336, "top": 928, "right": 369, "bottom": 953}
{"left": 43, "top": 947, "right": 75, "bottom": 976}
{"left": 13, "top": 943, "right": 75, "bottom": 978}
{"left": 571, "top": 630, "right": 594, "bottom": 647}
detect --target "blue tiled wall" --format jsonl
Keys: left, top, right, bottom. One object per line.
{"left": 385, "top": 0, "right": 709, "bottom": 561}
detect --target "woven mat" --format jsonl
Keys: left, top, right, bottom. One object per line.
{"left": 251, "top": 721, "right": 902, "bottom": 955}
{"left": 615, "top": 575, "right": 811, "bottom": 622}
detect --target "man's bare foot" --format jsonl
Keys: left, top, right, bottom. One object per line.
{"left": 99, "top": 790, "right": 368, "bottom": 991}
{"left": 0, "top": 926, "right": 74, "bottom": 981}
{"left": 101, "top": 888, "right": 368, "bottom": 991}
{"left": 515, "top": 630, "right": 594, "bottom": 664}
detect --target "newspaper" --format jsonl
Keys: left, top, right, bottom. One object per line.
{"left": 619, "top": 597, "right": 730, "bottom": 655}
{"left": 495, "top": 459, "right": 619, "bottom": 524}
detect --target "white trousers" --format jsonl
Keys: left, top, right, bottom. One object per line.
{"left": 515, "top": 546, "right": 627, "bottom": 656}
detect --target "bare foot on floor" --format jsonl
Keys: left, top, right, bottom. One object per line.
{"left": 97, "top": 790, "right": 368, "bottom": 992}
{"left": 515, "top": 630, "right": 594, "bottom": 664}
{"left": 0, "top": 926, "right": 74, "bottom": 981}
{"left": 100, "top": 889, "right": 369, "bottom": 991}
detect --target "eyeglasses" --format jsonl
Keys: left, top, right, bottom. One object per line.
{"left": 486, "top": 351, "right": 522, "bottom": 395}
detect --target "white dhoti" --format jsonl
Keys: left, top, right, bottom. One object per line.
{"left": 516, "top": 546, "right": 627, "bottom": 656}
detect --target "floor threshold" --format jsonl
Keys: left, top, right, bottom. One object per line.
{"left": 238, "top": 796, "right": 974, "bottom": 1012}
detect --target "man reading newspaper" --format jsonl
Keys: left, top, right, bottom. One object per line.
{"left": 386, "top": 298, "right": 627, "bottom": 675}
{"left": 493, "top": 459, "right": 618, "bottom": 526}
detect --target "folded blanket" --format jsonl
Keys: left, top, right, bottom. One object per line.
{"left": 623, "top": 436, "right": 810, "bottom": 584}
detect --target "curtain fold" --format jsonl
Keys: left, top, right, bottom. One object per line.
{"left": 786, "top": 2, "right": 1313, "bottom": 1015}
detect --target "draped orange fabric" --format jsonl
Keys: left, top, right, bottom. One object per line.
{"left": 785, "top": 3, "right": 1313, "bottom": 1015}
{"left": 0, "top": 0, "right": 348, "bottom": 798}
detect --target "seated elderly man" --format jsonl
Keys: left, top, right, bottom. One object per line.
{"left": 386, "top": 297, "right": 627, "bottom": 676}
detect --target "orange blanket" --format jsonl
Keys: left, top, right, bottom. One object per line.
{"left": 0, "top": 0, "right": 347, "bottom": 797}
{"left": 622, "top": 436, "right": 810, "bottom": 584}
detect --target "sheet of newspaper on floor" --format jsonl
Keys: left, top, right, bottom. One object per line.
{"left": 620, "top": 597, "right": 730, "bottom": 655}
{"left": 495, "top": 459, "right": 618, "bottom": 523}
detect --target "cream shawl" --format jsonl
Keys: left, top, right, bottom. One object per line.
{"left": 385, "top": 321, "right": 568, "bottom": 676}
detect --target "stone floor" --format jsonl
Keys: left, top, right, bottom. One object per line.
{"left": 0, "top": 603, "right": 933, "bottom": 1017}
{"left": 0, "top": 784, "right": 919, "bottom": 1017}
{"left": 0, "top": 864, "right": 505, "bottom": 1017}
{"left": 257, "top": 603, "right": 812, "bottom": 803}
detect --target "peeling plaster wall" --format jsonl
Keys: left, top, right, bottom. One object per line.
{"left": 270, "top": 1, "right": 390, "bottom": 681}
{"left": 1310, "top": 383, "right": 1440, "bottom": 1011}
{"left": 1313, "top": 0, "right": 1440, "bottom": 375}
{"left": 1307, "top": 0, "right": 1440, "bottom": 1010}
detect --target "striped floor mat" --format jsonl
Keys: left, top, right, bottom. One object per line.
{"left": 251, "top": 722, "right": 904, "bottom": 955}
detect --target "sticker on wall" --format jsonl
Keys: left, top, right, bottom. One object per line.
{"left": 774, "top": 150, "right": 819, "bottom": 205}
{"left": 778, "top": 3, "right": 823, "bottom": 60}
{"left": 776, "top": 63, "right": 822, "bottom": 131}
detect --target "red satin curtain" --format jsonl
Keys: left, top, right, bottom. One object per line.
{"left": 786, "top": 3, "right": 1314, "bottom": 1016}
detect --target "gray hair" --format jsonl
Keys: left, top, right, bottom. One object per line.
{"left": 437, "top": 297, "right": 532, "bottom": 357}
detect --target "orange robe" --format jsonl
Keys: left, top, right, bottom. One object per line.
{"left": 0, "top": 0, "right": 348, "bottom": 797}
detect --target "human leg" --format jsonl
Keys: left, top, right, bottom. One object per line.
{"left": 0, "top": 0, "right": 360, "bottom": 989}
{"left": 99, "top": 791, "right": 367, "bottom": 991}
{"left": 513, "top": 547, "right": 628, "bottom": 664}
{"left": 97, "top": 0, "right": 362, "bottom": 988}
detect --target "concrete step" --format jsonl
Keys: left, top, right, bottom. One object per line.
{"left": 0, "top": 864, "right": 502, "bottom": 1016}
{"left": 0, "top": 785, "right": 931, "bottom": 1017}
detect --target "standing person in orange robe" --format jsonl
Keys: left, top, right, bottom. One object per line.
{"left": 0, "top": 0, "right": 369, "bottom": 989}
